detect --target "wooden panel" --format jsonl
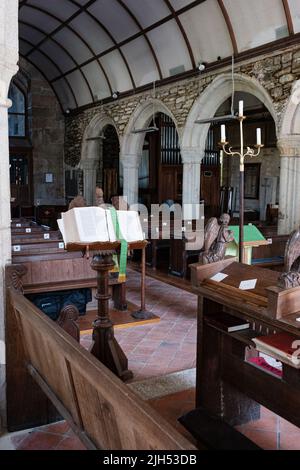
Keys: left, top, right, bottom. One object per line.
{"left": 8, "top": 289, "right": 195, "bottom": 450}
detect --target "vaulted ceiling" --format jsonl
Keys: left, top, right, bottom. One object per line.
{"left": 18, "top": 0, "right": 300, "bottom": 111}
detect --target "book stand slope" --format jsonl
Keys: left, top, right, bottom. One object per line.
{"left": 67, "top": 241, "right": 147, "bottom": 381}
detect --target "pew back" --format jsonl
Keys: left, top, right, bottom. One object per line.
{"left": 8, "top": 289, "right": 194, "bottom": 450}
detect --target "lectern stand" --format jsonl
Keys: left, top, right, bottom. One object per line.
{"left": 67, "top": 240, "right": 147, "bottom": 382}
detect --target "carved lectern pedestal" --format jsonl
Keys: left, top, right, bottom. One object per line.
{"left": 90, "top": 252, "right": 133, "bottom": 381}
{"left": 66, "top": 240, "right": 147, "bottom": 381}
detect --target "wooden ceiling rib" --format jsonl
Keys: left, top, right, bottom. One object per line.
{"left": 17, "top": 0, "right": 295, "bottom": 110}
{"left": 69, "top": 0, "right": 136, "bottom": 90}
{"left": 19, "top": 36, "right": 78, "bottom": 108}
{"left": 19, "top": 52, "right": 65, "bottom": 113}
{"left": 19, "top": 3, "right": 113, "bottom": 96}
{"left": 115, "top": 0, "right": 163, "bottom": 80}
{"left": 217, "top": 0, "right": 238, "bottom": 55}
{"left": 163, "top": 0, "right": 196, "bottom": 69}
{"left": 282, "top": 0, "right": 295, "bottom": 35}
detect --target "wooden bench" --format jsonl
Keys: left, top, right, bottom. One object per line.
{"left": 12, "top": 231, "right": 61, "bottom": 242}
{"left": 6, "top": 286, "right": 195, "bottom": 450}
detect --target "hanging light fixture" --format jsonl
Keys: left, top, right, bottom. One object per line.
{"left": 132, "top": 81, "right": 159, "bottom": 134}
{"left": 195, "top": 56, "right": 237, "bottom": 125}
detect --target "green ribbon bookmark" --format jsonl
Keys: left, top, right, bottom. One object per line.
{"left": 110, "top": 207, "right": 128, "bottom": 282}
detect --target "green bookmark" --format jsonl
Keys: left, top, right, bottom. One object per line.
{"left": 110, "top": 207, "right": 128, "bottom": 282}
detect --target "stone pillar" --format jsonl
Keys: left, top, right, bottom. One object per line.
{"left": 121, "top": 154, "right": 140, "bottom": 207}
{"left": 0, "top": 0, "right": 19, "bottom": 432}
{"left": 181, "top": 147, "right": 202, "bottom": 219}
{"left": 81, "top": 159, "right": 99, "bottom": 206}
{"left": 278, "top": 137, "right": 300, "bottom": 235}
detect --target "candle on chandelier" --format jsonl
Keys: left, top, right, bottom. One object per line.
{"left": 239, "top": 100, "right": 244, "bottom": 117}
{"left": 256, "top": 128, "right": 262, "bottom": 146}
{"left": 221, "top": 124, "right": 226, "bottom": 143}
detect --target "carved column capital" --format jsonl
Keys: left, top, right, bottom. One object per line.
{"left": 277, "top": 136, "right": 300, "bottom": 158}
{"left": 181, "top": 147, "right": 202, "bottom": 164}
{"left": 120, "top": 154, "right": 141, "bottom": 169}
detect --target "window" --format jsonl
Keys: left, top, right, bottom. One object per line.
{"left": 8, "top": 84, "right": 26, "bottom": 137}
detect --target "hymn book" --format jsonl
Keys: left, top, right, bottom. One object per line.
{"left": 58, "top": 207, "right": 145, "bottom": 245}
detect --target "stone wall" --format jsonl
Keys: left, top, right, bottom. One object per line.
{"left": 19, "top": 58, "right": 65, "bottom": 206}
{"left": 65, "top": 44, "right": 300, "bottom": 168}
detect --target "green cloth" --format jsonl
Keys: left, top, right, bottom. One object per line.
{"left": 226, "top": 224, "right": 266, "bottom": 265}
{"left": 110, "top": 208, "right": 128, "bottom": 282}
{"left": 229, "top": 225, "right": 266, "bottom": 244}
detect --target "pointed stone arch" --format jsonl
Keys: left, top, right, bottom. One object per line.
{"left": 81, "top": 114, "right": 120, "bottom": 205}
{"left": 120, "top": 99, "right": 179, "bottom": 205}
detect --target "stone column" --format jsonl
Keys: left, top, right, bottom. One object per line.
{"left": 181, "top": 147, "right": 202, "bottom": 219}
{"left": 0, "top": 0, "right": 19, "bottom": 432}
{"left": 121, "top": 154, "right": 140, "bottom": 207}
{"left": 278, "top": 136, "right": 300, "bottom": 235}
{"left": 81, "top": 159, "right": 99, "bottom": 206}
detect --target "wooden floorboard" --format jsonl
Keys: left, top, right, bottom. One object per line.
{"left": 79, "top": 302, "right": 160, "bottom": 335}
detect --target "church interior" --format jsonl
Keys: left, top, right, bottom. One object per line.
{"left": 1, "top": 0, "right": 300, "bottom": 452}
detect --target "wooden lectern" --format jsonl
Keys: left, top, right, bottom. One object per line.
{"left": 67, "top": 240, "right": 147, "bottom": 381}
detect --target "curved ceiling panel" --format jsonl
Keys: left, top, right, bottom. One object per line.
{"left": 101, "top": 50, "right": 133, "bottom": 93}
{"left": 224, "top": 0, "right": 289, "bottom": 51}
{"left": 81, "top": 61, "right": 111, "bottom": 101}
{"left": 66, "top": 70, "right": 92, "bottom": 106}
{"left": 121, "top": 37, "right": 160, "bottom": 87}
{"left": 52, "top": 78, "right": 77, "bottom": 110}
{"left": 288, "top": 0, "right": 300, "bottom": 33}
{"left": 180, "top": 0, "right": 233, "bottom": 64}
{"left": 53, "top": 29, "right": 94, "bottom": 63}
{"left": 88, "top": 0, "right": 140, "bottom": 42}
{"left": 18, "top": 0, "right": 295, "bottom": 112}
{"left": 69, "top": 13, "right": 114, "bottom": 55}
{"left": 28, "top": 0, "right": 79, "bottom": 20}
{"left": 147, "top": 20, "right": 192, "bottom": 77}
{"left": 122, "top": 0, "right": 170, "bottom": 28}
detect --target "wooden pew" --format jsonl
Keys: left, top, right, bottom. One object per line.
{"left": 6, "top": 286, "right": 195, "bottom": 450}
{"left": 7, "top": 257, "right": 126, "bottom": 309}
{"left": 12, "top": 240, "right": 65, "bottom": 255}
{"left": 12, "top": 230, "right": 62, "bottom": 243}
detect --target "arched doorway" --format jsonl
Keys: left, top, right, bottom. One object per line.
{"left": 182, "top": 73, "right": 278, "bottom": 221}
{"left": 80, "top": 115, "right": 120, "bottom": 205}
{"left": 202, "top": 91, "right": 278, "bottom": 222}
{"left": 101, "top": 124, "right": 120, "bottom": 203}
{"left": 121, "top": 99, "right": 180, "bottom": 207}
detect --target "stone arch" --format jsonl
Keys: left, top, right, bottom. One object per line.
{"left": 279, "top": 79, "right": 300, "bottom": 137}
{"left": 121, "top": 98, "right": 180, "bottom": 158}
{"left": 277, "top": 80, "right": 300, "bottom": 234}
{"left": 182, "top": 72, "right": 278, "bottom": 153}
{"left": 120, "top": 99, "right": 180, "bottom": 206}
{"left": 80, "top": 114, "right": 120, "bottom": 205}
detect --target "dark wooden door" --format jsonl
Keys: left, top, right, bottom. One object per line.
{"left": 201, "top": 165, "right": 220, "bottom": 218}
{"left": 10, "top": 150, "right": 33, "bottom": 209}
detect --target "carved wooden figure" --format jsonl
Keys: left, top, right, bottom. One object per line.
{"left": 199, "top": 214, "right": 233, "bottom": 265}
{"left": 278, "top": 228, "right": 300, "bottom": 289}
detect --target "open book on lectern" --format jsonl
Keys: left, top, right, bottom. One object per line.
{"left": 58, "top": 207, "right": 145, "bottom": 245}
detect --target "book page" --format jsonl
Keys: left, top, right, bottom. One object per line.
{"left": 74, "top": 207, "right": 109, "bottom": 243}
{"left": 57, "top": 219, "right": 66, "bottom": 242}
{"left": 116, "top": 211, "right": 145, "bottom": 242}
{"left": 61, "top": 210, "right": 80, "bottom": 244}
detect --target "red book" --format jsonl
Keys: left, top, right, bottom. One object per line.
{"left": 253, "top": 332, "right": 300, "bottom": 367}
{"left": 248, "top": 357, "right": 282, "bottom": 378}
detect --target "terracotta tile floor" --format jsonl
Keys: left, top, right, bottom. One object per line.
{"left": 1, "top": 270, "right": 300, "bottom": 450}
